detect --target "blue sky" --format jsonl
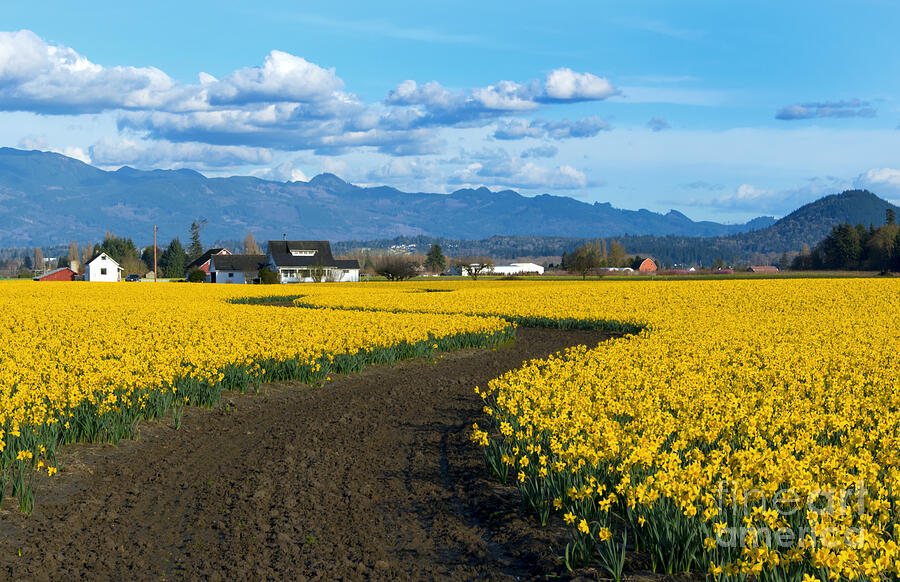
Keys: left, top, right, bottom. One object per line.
{"left": 1, "top": 0, "right": 899, "bottom": 222}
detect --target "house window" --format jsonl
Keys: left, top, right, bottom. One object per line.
{"left": 343, "top": 269, "right": 349, "bottom": 274}
{"left": 100, "top": 267, "right": 107, "bottom": 275}
{"left": 228, "top": 272, "right": 234, "bottom": 278}
{"left": 290, "top": 250, "right": 316, "bottom": 257}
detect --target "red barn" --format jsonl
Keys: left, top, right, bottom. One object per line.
{"left": 184, "top": 248, "right": 232, "bottom": 282}
{"left": 638, "top": 258, "right": 657, "bottom": 273}
{"left": 34, "top": 267, "right": 77, "bottom": 282}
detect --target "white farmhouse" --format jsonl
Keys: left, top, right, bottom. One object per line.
{"left": 266, "top": 240, "right": 359, "bottom": 283}
{"left": 209, "top": 254, "right": 268, "bottom": 284}
{"left": 85, "top": 252, "right": 123, "bottom": 282}
{"left": 491, "top": 262, "right": 545, "bottom": 276}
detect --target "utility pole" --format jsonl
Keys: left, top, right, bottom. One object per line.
{"left": 153, "top": 225, "right": 158, "bottom": 282}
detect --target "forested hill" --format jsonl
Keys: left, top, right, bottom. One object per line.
{"left": 730, "top": 190, "right": 900, "bottom": 255}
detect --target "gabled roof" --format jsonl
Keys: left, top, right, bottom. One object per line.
{"left": 267, "top": 240, "right": 334, "bottom": 267}
{"left": 186, "top": 248, "right": 230, "bottom": 271}
{"left": 86, "top": 252, "right": 122, "bottom": 267}
{"left": 211, "top": 254, "right": 268, "bottom": 272}
{"left": 33, "top": 267, "right": 77, "bottom": 281}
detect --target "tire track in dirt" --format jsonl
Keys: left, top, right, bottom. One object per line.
{"left": 0, "top": 328, "right": 617, "bottom": 581}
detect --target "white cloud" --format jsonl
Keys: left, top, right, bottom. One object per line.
{"left": 493, "top": 116, "right": 610, "bottom": 140}
{"left": 542, "top": 68, "right": 618, "bottom": 101}
{"left": 855, "top": 167, "right": 900, "bottom": 198}
{"left": 88, "top": 137, "right": 272, "bottom": 168}
{"left": 207, "top": 50, "right": 343, "bottom": 105}
{"left": 0, "top": 30, "right": 182, "bottom": 114}
{"left": 16, "top": 135, "right": 91, "bottom": 163}
{"left": 448, "top": 148, "right": 587, "bottom": 190}
{"left": 366, "top": 157, "right": 435, "bottom": 180}
{"left": 262, "top": 161, "right": 310, "bottom": 182}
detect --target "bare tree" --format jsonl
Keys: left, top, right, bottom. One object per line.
{"left": 68, "top": 240, "right": 79, "bottom": 266}
{"left": 243, "top": 231, "right": 261, "bottom": 255}
{"left": 376, "top": 255, "right": 420, "bottom": 281}
{"left": 454, "top": 257, "right": 494, "bottom": 280}
{"left": 82, "top": 243, "right": 92, "bottom": 265}
{"left": 33, "top": 247, "right": 44, "bottom": 273}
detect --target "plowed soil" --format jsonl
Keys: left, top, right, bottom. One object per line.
{"left": 0, "top": 328, "right": 619, "bottom": 581}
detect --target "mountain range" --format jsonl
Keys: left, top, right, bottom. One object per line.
{"left": 0, "top": 147, "right": 775, "bottom": 247}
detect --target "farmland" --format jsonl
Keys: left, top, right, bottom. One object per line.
{"left": 1, "top": 278, "right": 899, "bottom": 580}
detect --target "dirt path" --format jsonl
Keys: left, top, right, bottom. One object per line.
{"left": 0, "top": 328, "right": 615, "bottom": 581}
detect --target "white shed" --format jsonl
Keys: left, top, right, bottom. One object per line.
{"left": 85, "top": 252, "right": 123, "bottom": 282}
{"left": 209, "top": 254, "right": 268, "bottom": 284}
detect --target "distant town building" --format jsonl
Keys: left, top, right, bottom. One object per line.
{"left": 491, "top": 262, "right": 545, "bottom": 276}
{"left": 85, "top": 253, "right": 122, "bottom": 282}
{"left": 33, "top": 267, "right": 77, "bottom": 282}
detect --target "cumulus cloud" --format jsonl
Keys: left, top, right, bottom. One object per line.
{"left": 0, "top": 30, "right": 183, "bottom": 114}
{"left": 520, "top": 144, "right": 558, "bottom": 159}
{"left": 0, "top": 30, "right": 620, "bottom": 176}
{"left": 448, "top": 148, "right": 586, "bottom": 190}
{"left": 206, "top": 51, "right": 343, "bottom": 105}
{"left": 366, "top": 157, "right": 435, "bottom": 181}
{"left": 647, "top": 116, "right": 670, "bottom": 132}
{"left": 492, "top": 116, "right": 610, "bottom": 140}
{"left": 855, "top": 167, "right": 900, "bottom": 198}
{"left": 88, "top": 137, "right": 272, "bottom": 168}
{"left": 260, "top": 161, "right": 310, "bottom": 182}
{"left": 16, "top": 135, "right": 91, "bottom": 163}
{"left": 541, "top": 68, "right": 618, "bottom": 102}
{"left": 492, "top": 118, "right": 543, "bottom": 140}
{"left": 672, "top": 177, "right": 852, "bottom": 215}
{"left": 383, "top": 68, "right": 617, "bottom": 128}
{"left": 776, "top": 99, "right": 876, "bottom": 120}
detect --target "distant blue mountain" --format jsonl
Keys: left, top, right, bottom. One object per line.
{"left": 0, "top": 147, "right": 775, "bottom": 246}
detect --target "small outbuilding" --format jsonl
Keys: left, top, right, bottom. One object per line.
{"left": 34, "top": 267, "right": 77, "bottom": 282}
{"left": 209, "top": 254, "right": 268, "bottom": 284}
{"left": 748, "top": 265, "right": 779, "bottom": 274}
{"left": 492, "top": 262, "right": 545, "bottom": 276}
{"left": 85, "top": 253, "right": 123, "bottom": 282}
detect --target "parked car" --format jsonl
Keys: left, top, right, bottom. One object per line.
{"left": 125, "top": 274, "right": 142, "bottom": 282}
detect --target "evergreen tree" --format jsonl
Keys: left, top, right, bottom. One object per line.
{"left": 188, "top": 220, "right": 206, "bottom": 261}
{"left": 423, "top": 244, "right": 447, "bottom": 273}
{"left": 94, "top": 232, "right": 140, "bottom": 264}
{"left": 888, "top": 208, "right": 896, "bottom": 226}
{"left": 161, "top": 238, "right": 188, "bottom": 278}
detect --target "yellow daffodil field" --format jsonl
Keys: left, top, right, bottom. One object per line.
{"left": 0, "top": 280, "right": 512, "bottom": 511}
{"left": 295, "top": 278, "right": 900, "bottom": 581}
{"left": 3, "top": 276, "right": 900, "bottom": 581}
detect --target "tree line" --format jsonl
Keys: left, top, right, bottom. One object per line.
{"left": 792, "top": 210, "right": 900, "bottom": 272}
{"left": 4, "top": 222, "right": 270, "bottom": 279}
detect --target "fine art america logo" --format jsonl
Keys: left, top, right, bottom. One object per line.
{"left": 713, "top": 480, "right": 869, "bottom": 549}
